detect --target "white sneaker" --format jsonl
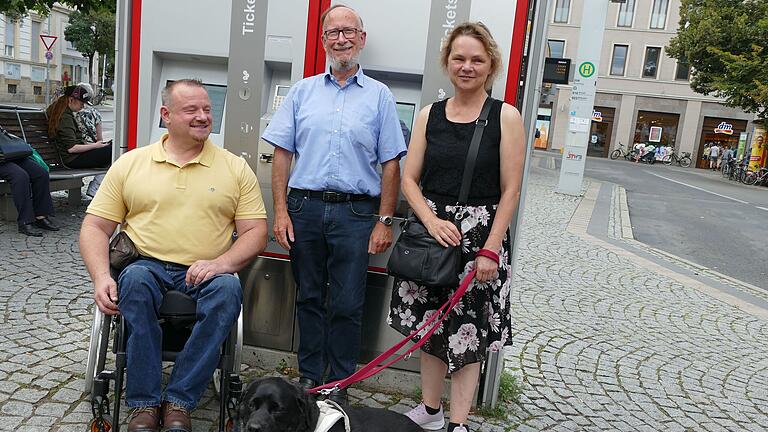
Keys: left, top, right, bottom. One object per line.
{"left": 404, "top": 402, "right": 445, "bottom": 430}
{"left": 451, "top": 425, "right": 469, "bottom": 432}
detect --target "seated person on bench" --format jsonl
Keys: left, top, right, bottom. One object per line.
{"left": 0, "top": 158, "right": 58, "bottom": 236}
{"left": 79, "top": 79, "right": 268, "bottom": 432}
{"left": 46, "top": 84, "right": 111, "bottom": 169}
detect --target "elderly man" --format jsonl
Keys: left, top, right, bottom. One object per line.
{"left": 80, "top": 79, "right": 268, "bottom": 432}
{"left": 262, "top": 4, "right": 406, "bottom": 404}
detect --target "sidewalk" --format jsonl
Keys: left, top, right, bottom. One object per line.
{"left": 0, "top": 160, "right": 766, "bottom": 431}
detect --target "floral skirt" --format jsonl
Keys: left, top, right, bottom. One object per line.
{"left": 387, "top": 199, "right": 513, "bottom": 373}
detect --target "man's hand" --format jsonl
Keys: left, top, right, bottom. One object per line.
{"left": 185, "top": 260, "right": 229, "bottom": 286}
{"left": 368, "top": 222, "right": 393, "bottom": 254}
{"left": 273, "top": 208, "right": 294, "bottom": 251}
{"left": 94, "top": 276, "right": 119, "bottom": 315}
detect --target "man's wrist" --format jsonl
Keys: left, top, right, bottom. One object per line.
{"left": 377, "top": 215, "right": 393, "bottom": 227}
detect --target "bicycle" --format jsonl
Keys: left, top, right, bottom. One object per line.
{"left": 90, "top": 87, "right": 107, "bottom": 105}
{"left": 661, "top": 150, "right": 692, "bottom": 167}
{"left": 743, "top": 167, "right": 768, "bottom": 186}
{"left": 610, "top": 142, "right": 637, "bottom": 161}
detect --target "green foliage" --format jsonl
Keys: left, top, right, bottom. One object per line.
{"left": 64, "top": 8, "right": 115, "bottom": 82}
{"left": 473, "top": 370, "right": 525, "bottom": 420}
{"left": 0, "top": 0, "right": 115, "bottom": 17}
{"left": 667, "top": 0, "right": 768, "bottom": 122}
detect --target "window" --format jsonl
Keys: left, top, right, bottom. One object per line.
{"left": 31, "top": 21, "right": 41, "bottom": 61}
{"left": 547, "top": 40, "right": 565, "bottom": 58}
{"left": 650, "top": 0, "right": 669, "bottom": 29}
{"left": 675, "top": 59, "right": 691, "bottom": 81}
{"left": 4, "top": 18, "right": 15, "bottom": 57}
{"left": 610, "top": 45, "right": 628, "bottom": 76}
{"left": 643, "top": 47, "right": 662, "bottom": 78}
{"left": 554, "top": 0, "right": 570, "bottom": 23}
{"left": 5, "top": 62, "right": 20, "bottom": 79}
{"left": 7, "top": 84, "right": 17, "bottom": 94}
{"left": 31, "top": 66, "right": 46, "bottom": 82}
{"left": 33, "top": 86, "right": 42, "bottom": 95}
{"left": 617, "top": 0, "right": 635, "bottom": 27}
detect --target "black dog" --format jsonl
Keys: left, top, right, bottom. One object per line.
{"left": 234, "top": 377, "right": 423, "bottom": 432}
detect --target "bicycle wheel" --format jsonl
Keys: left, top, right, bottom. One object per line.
{"left": 662, "top": 155, "right": 673, "bottom": 165}
{"left": 744, "top": 172, "right": 758, "bottom": 185}
{"left": 610, "top": 149, "right": 621, "bottom": 160}
{"left": 679, "top": 156, "right": 691, "bottom": 168}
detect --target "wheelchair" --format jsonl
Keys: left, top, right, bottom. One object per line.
{"left": 84, "top": 287, "right": 244, "bottom": 432}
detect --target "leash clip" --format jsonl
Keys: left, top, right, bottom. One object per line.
{"left": 318, "top": 384, "right": 340, "bottom": 396}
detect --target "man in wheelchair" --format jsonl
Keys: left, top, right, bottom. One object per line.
{"left": 79, "top": 79, "right": 268, "bottom": 432}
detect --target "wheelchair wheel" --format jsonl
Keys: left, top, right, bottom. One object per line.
{"left": 87, "top": 414, "right": 113, "bottom": 432}
{"left": 85, "top": 309, "right": 112, "bottom": 394}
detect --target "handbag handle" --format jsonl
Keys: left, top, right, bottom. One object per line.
{"left": 457, "top": 97, "right": 494, "bottom": 205}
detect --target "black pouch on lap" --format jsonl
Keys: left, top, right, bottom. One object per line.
{"left": 109, "top": 231, "right": 139, "bottom": 273}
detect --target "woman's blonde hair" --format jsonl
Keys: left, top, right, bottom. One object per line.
{"left": 440, "top": 22, "right": 503, "bottom": 90}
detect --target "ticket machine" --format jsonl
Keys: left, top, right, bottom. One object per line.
{"left": 114, "top": 0, "right": 548, "bottom": 406}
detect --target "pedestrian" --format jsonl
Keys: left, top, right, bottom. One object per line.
{"left": 46, "top": 85, "right": 111, "bottom": 169}
{"left": 261, "top": 4, "right": 407, "bottom": 405}
{"left": 389, "top": 22, "right": 525, "bottom": 432}
{"left": 0, "top": 158, "right": 58, "bottom": 236}
{"left": 79, "top": 79, "right": 268, "bottom": 432}
{"left": 61, "top": 70, "right": 70, "bottom": 86}
{"left": 709, "top": 142, "right": 720, "bottom": 170}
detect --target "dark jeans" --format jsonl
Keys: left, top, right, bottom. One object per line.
{"left": 117, "top": 257, "right": 242, "bottom": 410}
{"left": 66, "top": 145, "right": 111, "bottom": 168}
{"left": 0, "top": 158, "right": 54, "bottom": 224}
{"left": 287, "top": 191, "right": 376, "bottom": 383}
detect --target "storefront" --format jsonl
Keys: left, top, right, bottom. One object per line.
{"left": 588, "top": 107, "right": 615, "bottom": 158}
{"left": 634, "top": 111, "right": 679, "bottom": 150}
{"left": 695, "top": 117, "right": 748, "bottom": 169}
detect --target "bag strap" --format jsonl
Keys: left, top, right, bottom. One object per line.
{"left": 457, "top": 97, "right": 494, "bottom": 205}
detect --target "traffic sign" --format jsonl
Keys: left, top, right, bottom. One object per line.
{"left": 578, "top": 61, "right": 595, "bottom": 78}
{"left": 44, "top": 51, "right": 53, "bottom": 61}
{"left": 40, "top": 35, "right": 58, "bottom": 51}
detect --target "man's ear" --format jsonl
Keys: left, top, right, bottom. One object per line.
{"left": 160, "top": 106, "right": 171, "bottom": 125}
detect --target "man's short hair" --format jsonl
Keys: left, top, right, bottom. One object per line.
{"left": 161, "top": 79, "right": 205, "bottom": 107}
{"left": 320, "top": 4, "right": 364, "bottom": 30}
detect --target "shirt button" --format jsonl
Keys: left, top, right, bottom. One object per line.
{"left": 334, "top": 130, "right": 338, "bottom": 133}
{"left": 336, "top": 108, "right": 340, "bottom": 112}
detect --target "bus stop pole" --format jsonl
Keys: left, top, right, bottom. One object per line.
{"left": 477, "top": 0, "right": 553, "bottom": 408}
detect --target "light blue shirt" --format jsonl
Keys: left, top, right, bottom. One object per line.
{"left": 262, "top": 67, "right": 407, "bottom": 196}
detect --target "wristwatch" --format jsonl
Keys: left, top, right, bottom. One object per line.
{"left": 378, "top": 215, "right": 393, "bottom": 226}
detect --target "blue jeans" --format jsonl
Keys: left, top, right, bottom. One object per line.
{"left": 287, "top": 192, "right": 376, "bottom": 383}
{"left": 118, "top": 257, "right": 242, "bottom": 410}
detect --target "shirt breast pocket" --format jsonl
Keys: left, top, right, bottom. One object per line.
{"left": 349, "top": 106, "right": 380, "bottom": 158}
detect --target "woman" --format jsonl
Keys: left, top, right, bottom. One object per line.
{"left": 389, "top": 23, "right": 525, "bottom": 432}
{"left": 46, "top": 85, "right": 111, "bottom": 169}
{"left": 0, "top": 158, "right": 58, "bottom": 236}
{"left": 74, "top": 82, "right": 104, "bottom": 143}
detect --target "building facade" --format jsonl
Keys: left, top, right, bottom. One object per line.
{"left": 0, "top": 5, "right": 92, "bottom": 104}
{"left": 541, "top": 0, "right": 757, "bottom": 168}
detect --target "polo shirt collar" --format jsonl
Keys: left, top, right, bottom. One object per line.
{"left": 151, "top": 133, "right": 215, "bottom": 167}
{"left": 324, "top": 65, "right": 365, "bottom": 87}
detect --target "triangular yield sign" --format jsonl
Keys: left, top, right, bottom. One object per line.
{"left": 40, "top": 35, "right": 58, "bottom": 51}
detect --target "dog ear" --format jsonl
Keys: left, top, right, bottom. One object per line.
{"left": 295, "top": 385, "right": 320, "bottom": 432}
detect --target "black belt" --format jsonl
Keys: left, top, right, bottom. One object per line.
{"left": 290, "top": 188, "right": 373, "bottom": 203}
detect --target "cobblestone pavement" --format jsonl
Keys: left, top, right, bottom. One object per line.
{"left": 1, "top": 164, "right": 767, "bottom": 431}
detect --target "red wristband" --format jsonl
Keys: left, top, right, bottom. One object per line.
{"left": 476, "top": 248, "right": 499, "bottom": 264}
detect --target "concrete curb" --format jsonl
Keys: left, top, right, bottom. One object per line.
{"left": 568, "top": 182, "right": 768, "bottom": 321}
{"left": 617, "top": 186, "right": 634, "bottom": 240}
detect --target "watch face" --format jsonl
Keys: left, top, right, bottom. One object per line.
{"left": 380, "top": 216, "right": 393, "bottom": 226}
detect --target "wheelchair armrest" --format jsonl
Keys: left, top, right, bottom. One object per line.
{"left": 159, "top": 291, "right": 197, "bottom": 317}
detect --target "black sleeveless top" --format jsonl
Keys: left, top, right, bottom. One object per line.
{"left": 421, "top": 98, "right": 503, "bottom": 205}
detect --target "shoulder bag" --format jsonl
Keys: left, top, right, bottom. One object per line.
{"left": 0, "top": 127, "right": 33, "bottom": 163}
{"left": 109, "top": 231, "right": 139, "bottom": 272}
{"left": 387, "top": 97, "right": 494, "bottom": 287}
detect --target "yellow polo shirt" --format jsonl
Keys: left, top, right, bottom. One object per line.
{"left": 87, "top": 134, "right": 267, "bottom": 266}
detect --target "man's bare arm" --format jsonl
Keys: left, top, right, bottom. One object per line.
{"left": 80, "top": 214, "right": 120, "bottom": 315}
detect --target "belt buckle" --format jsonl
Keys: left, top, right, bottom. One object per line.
{"left": 323, "top": 191, "right": 345, "bottom": 202}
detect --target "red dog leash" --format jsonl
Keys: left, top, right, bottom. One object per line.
{"left": 309, "top": 248, "right": 500, "bottom": 394}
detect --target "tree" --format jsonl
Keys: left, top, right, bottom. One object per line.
{"left": 64, "top": 8, "right": 115, "bottom": 84}
{"left": 667, "top": 0, "right": 768, "bottom": 122}
{"left": 0, "top": 0, "right": 115, "bottom": 17}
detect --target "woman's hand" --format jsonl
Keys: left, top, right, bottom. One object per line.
{"left": 474, "top": 255, "right": 499, "bottom": 283}
{"left": 424, "top": 217, "right": 461, "bottom": 248}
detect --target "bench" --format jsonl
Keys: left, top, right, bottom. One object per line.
{"left": 0, "top": 105, "right": 108, "bottom": 221}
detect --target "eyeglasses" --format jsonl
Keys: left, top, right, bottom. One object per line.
{"left": 323, "top": 27, "right": 360, "bottom": 40}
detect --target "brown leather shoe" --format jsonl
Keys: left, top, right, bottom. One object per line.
{"left": 161, "top": 402, "right": 191, "bottom": 432}
{"left": 127, "top": 406, "right": 160, "bottom": 432}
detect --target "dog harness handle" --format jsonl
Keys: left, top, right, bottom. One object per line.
{"left": 309, "top": 269, "right": 477, "bottom": 394}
